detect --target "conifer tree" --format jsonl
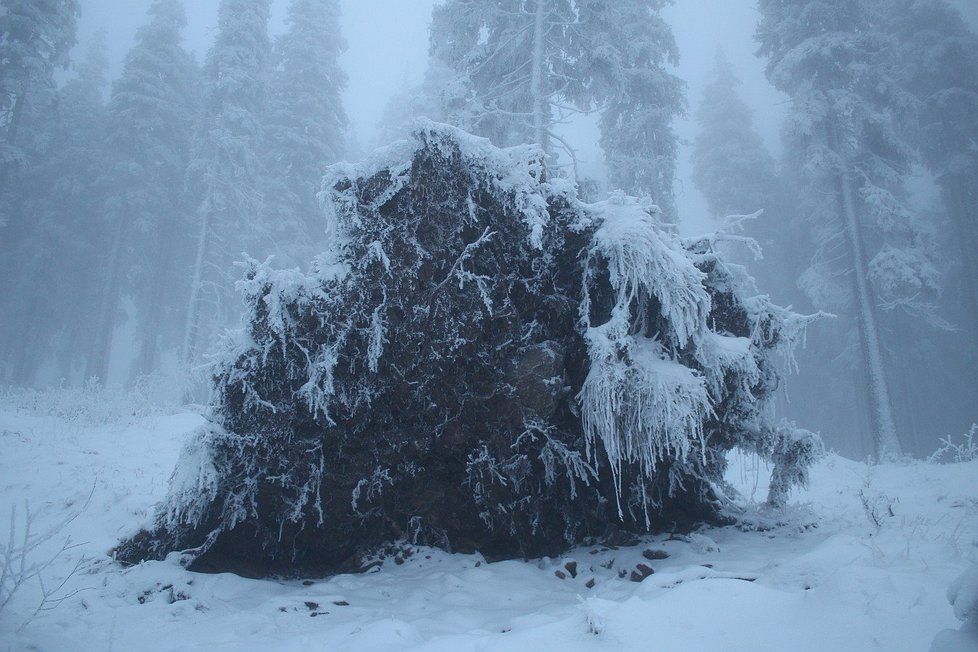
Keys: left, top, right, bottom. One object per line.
{"left": 757, "top": 0, "right": 945, "bottom": 457}
{"left": 429, "top": 0, "right": 575, "bottom": 154}
{"left": 877, "top": 0, "right": 978, "bottom": 453}
{"left": 428, "top": 0, "right": 683, "bottom": 217}
{"left": 0, "top": 0, "right": 79, "bottom": 183}
{"left": 2, "top": 33, "right": 108, "bottom": 383}
{"left": 576, "top": 0, "right": 684, "bottom": 220}
{"left": 182, "top": 0, "right": 271, "bottom": 364}
{"left": 0, "top": 0, "right": 80, "bottom": 382}
{"left": 263, "top": 0, "right": 348, "bottom": 266}
{"left": 93, "top": 0, "right": 200, "bottom": 379}
{"left": 692, "top": 51, "right": 777, "bottom": 222}
{"left": 691, "top": 50, "right": 803, "bottom": 304}
{"left": 886, "top": 0, "right": 978, "bottom": 341}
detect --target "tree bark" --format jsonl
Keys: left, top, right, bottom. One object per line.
{"left": 11, "top": 317, "right": 41, "bottom": 386}
{"left": 86, "top": 220, "right": 127, "bottom": 382}
{"left": 944, "top": 175, "right": 978, "bottom": 346}
{"left": 181, "top": 202, "right": 210, "bottom": 364}
{"left": 530, "top": 0, "right": 548, "bottom": 154}
{"left": 135, "top": 211, "right": 179, "bottom": 377}
{"left": 827, "top": 117, "right": 902, "bottom": 459}
{"left": 4, "top": 86, "right": 29, "bottom": 148}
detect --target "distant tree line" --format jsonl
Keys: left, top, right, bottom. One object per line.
{"left": 692, "top": 0, "right": 978, "bottom": 458}
{"left": 1, "top": 0, "right": 974, "bottom": 459}
{"left": 0, "top": 0, "right": 683, "bottom": 389}
{"left": 0, "top": 0, "right": 348, "bottom": 386}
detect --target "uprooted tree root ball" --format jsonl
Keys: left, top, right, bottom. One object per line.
{"left": 116, "top": 122, "right": 820, "bottom": 577}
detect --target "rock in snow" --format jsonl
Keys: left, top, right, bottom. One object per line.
{"left": 116, "top": 122, "right": 820, "bottom": 576}
{"left": 931, "top": 564, "right": 978, "bottom": 651}
{"left": 949, "top": 565, "right": 978, "bottom": 625}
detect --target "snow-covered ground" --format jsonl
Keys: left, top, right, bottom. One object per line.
{"left": 1, "top": 403, "right": 975, "bottom": 651}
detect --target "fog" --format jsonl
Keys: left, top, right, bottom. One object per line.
{"left": 3, "top": 0, "right": 978, "bottom": 461}
{"left": 72, "top": 0, "right": 772, "bottom": 234}
{"left": 72, "top": 0, "right": 978, "bottom": 231}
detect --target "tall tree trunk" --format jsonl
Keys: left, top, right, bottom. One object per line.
{"left": 890, "top": 316, "right": 921, "bottom": 455}
{"left": 11, "top": 313, "right": 41, "bottom": 386}
{"left": 182, "top": 203, "right": 210, "bottom": 364}
{"left": 827, "top": 118, "right": 902, "bottom": 459}
{"left": 135, "top": 215, "right": 178, "bottom": 377}
{"left": 530, "top": 0, "right": 548, "bottom": 154}
{"left": 58, "top": 317, "right": 84, "bottom": 382}
{"left": 4, "top": 86, "right": 29, "bottom": 148}
{"left": 0, "top": 89, "right": 29, "bottom": 242}
{"left": 944, "top": 176, "right": 978, "bottom": 345}
{"left": 86, "top": 220, "right": 126, "bottom": 381}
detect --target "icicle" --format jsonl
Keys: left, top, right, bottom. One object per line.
{"left": 579, "top": 193, "right": 714, "bottom": 514}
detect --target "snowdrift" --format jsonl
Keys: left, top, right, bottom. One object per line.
{"left": 117, "top": 122, "right": 819, "bottom": 576}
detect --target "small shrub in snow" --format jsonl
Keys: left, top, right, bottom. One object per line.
{"left": 858, "top": 471, "right": 898, "bottom": 530}
{"left": 767, "top": 422, "right": 823, "bottom": 506}
{"left": 117, "top": 122, "right": 820, "bottom": 576}
{"left": 0, "top": 375, "right": 185, "bottom": 428}
{"left": 928, "top": 425, "right": 978, "bottom": 464}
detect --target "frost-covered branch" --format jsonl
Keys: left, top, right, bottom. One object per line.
{"left": 431, "top": 226, "right": 496, "bottom": 302}
{"left": 1, "top": 486, "right": 93, "bottom": 628}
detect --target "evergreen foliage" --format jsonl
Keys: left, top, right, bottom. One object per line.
{"left": 0, "top": 0, "right": 80, "bottom": 175}
{"left": 0, "top": 32, "right": 107, "bottom": 384}
{"left": 691, "top": 50, "right": 806, "bottom": 314}
{"left": 886, "top": 0, "right": 978, "bottom": 342}
{"left": 262, "top": 0, "right": 348, "bottom": 267}
{"left": 692, "top": 51, "right": 777, "bottom": 222}
{"left": 95, "top": 0, "right": 200, "bottom": 379}
{"left": 429, "top": 0, "right": 684, "bottom": 219}
{"left": 0, "top": 0, "right": 81, "bottom": 381}
{"left": 756, "top": 0, "right": 946, "bottom": 458}
{"left": 182, "top": 0, "right": 272, "bottom": 364}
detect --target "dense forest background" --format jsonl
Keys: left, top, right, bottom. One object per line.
{"left": 2, "top": 0, "right": 977, "bottom": 461}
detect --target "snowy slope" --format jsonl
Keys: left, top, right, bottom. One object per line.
{"left": 1, "top": 407, "right": 975, "bottom": 651}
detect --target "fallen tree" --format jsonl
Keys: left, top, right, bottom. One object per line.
{"left": 117, "top": 122, "right": 820, "bottom": 577}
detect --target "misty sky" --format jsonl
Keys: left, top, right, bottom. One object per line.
{"left": 76, "top": 0, "right": 978, "bottom": 235}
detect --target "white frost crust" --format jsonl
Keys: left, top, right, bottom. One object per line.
{"left": 321, "top": 119, "right": 553, "bottom": 250}
{"left": 161, "top": 424, "right": 222, "bottom": 531}
{"left": 586, "top": 192, "right": 710, "bottom": 348}
{"left": 742, "top": 293, "right": 823, "bottom": 377}
{"left": 297, "top": 343, "right": 341, "bottom": 423}
{"left": 217, "top": 124, "right": 562, "bottom": 437}
{"left": 226, "top": 259, "right": 345, "bottom": 421}
{"left": 367, "top": 291, "right": 388, "bottom": 374}
{"left": 579, "top": 194, "right": 718, "bottom": 513}
{"left": 236, "top": 261, "right": 323, "bottom": 345}
{"left": 695, "top": 331, "right": 760, "bottom": 401}
{"left": 412, "top": 120, "right": 551, "bottom": 249}
{"left": 540, "top": 434, "right": 597, "bottom": 500}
